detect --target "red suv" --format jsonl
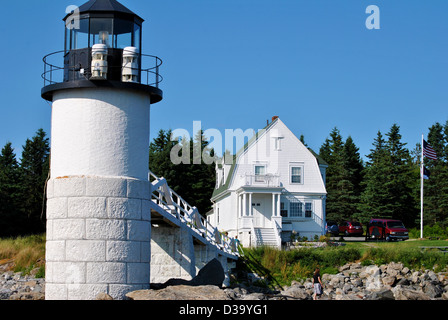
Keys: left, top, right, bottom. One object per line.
{"left": 339, "top": 221, "right": 363, "bottom": 236}
{"left": 366, "top": 219, "right": 409, "bottom": 241}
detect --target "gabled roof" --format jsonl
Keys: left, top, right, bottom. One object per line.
{"left": 211, "top": 119, "right": 276, "bottom": 200}
{"left": 211, "top": 117, "right": 326, "bottom": 200}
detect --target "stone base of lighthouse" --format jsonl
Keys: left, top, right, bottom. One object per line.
{"left": 45, "top": 176, "right": 151, "bottom": 300}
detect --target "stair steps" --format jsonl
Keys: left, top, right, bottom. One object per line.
{"left": 254, "top": 228, "right": 278, "bottom": 247}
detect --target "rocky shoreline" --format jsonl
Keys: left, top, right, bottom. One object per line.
{"left": 2, "top": 261, "right": 448, "bottom": 300}
{"left": 126, "top": 261, "right": 448, "bottom": 300}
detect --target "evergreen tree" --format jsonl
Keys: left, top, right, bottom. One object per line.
{"left": 359, "top": 126, "right": 418, "bottom": 226}
{"left": 190, "top": 130, "right": 216, "bottom": 215}
{"left": 20, "top": 129, "right": 50, "bottom": 235}
{"left": 423, "top": 122, "right": 448, "bottom": 227}
{"left": 149, "top": 129, "right": 216, "bottom": 216}
{"left": 384, "top": 124, "right": 417, "bottom": 226}
{"left": 342, "top": 136, "right": 365, "bottom": 217}
{"left": 0, "top": 142, "right": 23, "bottom": 237}
{"left": 149, "top": 129, "right": 180, "bottom": 187}
{"left": 358, "top": 131, "right": 390, "bottom": 223}
{"left": 319, "top": 128, "right": 363, "bottom": 222}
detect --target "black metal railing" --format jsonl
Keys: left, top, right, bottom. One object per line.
{"left": 42, "top": 50, "right": 163, "bottom": 88}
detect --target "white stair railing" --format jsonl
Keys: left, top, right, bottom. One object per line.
{"left": 149, "top": 171, "right": 239, "bottom": 256}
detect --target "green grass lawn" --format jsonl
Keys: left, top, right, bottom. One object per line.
{"left": 240, "top": 238, "right": 448, "bottom": 287}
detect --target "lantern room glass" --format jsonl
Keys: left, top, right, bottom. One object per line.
{"left": 65, "top": 17, "right": 142, "bottom": 51}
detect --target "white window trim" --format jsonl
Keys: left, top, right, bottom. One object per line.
{"left": 289, "top": 201, "right": 303, "bottom": 217}
{"left": 305, "top": 202, "right": 313, "bottom": 218}
{"left": 254, "top": 164, "right": 266, "bottom": 183}
{"left": 290, "top": 164, "right": 304, "bottom": 185}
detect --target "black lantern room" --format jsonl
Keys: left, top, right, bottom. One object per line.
{"left": 42, "top": 0, "right": 163, "bottom": 103}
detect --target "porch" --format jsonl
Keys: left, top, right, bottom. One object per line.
{"left": 236, "top": 186, "right": 283, "bottom": 248}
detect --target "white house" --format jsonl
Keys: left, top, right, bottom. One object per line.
{"left": 207, "top": 117, "right": 328, "bottom": 248}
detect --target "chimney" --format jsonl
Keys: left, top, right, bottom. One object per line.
{"left": 272, "top": 116, "right": 279, "bottom": 122}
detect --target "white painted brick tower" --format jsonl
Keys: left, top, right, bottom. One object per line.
{"left": 41, "top": 0, "right": 163, "bottom": 300}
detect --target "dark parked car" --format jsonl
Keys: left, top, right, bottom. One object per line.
{"left": 339, "top": 221, "right": 363, "bottom": 237}
{"left": 326, "top": 220, "right": 339, "bottom": 236}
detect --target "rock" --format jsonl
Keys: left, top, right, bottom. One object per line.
{"left": 387, "top": 262, "right": 403, "bottom": 276}
{"left": 365, "top": 266, "right": 382, "bottom": 291}
{"left": 242, "top": 292, "right": 266, "bottom": 300}
{"left": 0, "top": 288, "right": 12, "bottom": 300}
{"left": 367, "top": 289, "right": 395, "bottom": 300}
{"left": 281, "top": 286, "right": 310, "bottom": 300}
{"left": 423, "top": 282, "right": 443, "bottom": 299}
{"left": 396, "top": 278, "right": 410, "bottom": 286}
{"left": 126, "top": 285, "right": 231, "bottom": 300}
{"left": 392, "top": 285, "right": 431, "bottom": 300}
{"left": 96, "top": 293, "right": 114, "bottom": 300}
{"left": 382, "top": 275, "right": 396, "bottom": 286}
{"left": 192, "top": 258, "right": 225, "bottom": 287}
{"left": 335, "top": 293, "right": 363, "bottom": 300}
{"left": 411, "top": 271, "right": 420, "bottom": 283}
{"left": 152, "top": 258, "right": 225, "bottom": 290}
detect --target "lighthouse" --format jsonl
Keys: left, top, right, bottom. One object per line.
{"left": 42, "top": 0, "right": 162, "bottom": 300}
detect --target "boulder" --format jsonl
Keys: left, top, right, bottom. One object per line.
{"left": 392, "top": 285, "right": 431, "bottom": 300}
{"left": 423, "top": 282, "right": 443, "bottom": 299}
{"left": 126, "top": 285, "right": 231, "bottom": 300}
{"left": 366, "top": 289, "right": 395, "bottom": 300}
{"left": 151, "top": 258, "right": 225, "bottom": 289}
{"left": 281, "top": 286, "right": 310, "bottom": 300}
{"left": 381, "top": 275, "right": 396, "bottom": 287}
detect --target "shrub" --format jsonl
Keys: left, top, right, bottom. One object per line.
{"left": 0, "top": 234, "right": 45, "bottom": 276}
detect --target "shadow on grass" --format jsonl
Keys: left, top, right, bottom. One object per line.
{"left": 237, "top": 249, "right": 284, "bottom": 291}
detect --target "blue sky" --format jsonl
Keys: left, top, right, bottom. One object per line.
{"left": 0, "top": 0, "right": 447, "bottom": 161}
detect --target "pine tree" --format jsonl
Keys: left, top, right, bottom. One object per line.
{"left": 384, "top": 124, "right": 417, "bottom": 226}
{"left": 423, "top": 122, "right": 448, "bottom": 227}
{"left": 149, "top": 129, "right": 216, "bottom": 216}
{"left": 0, "top": 142, "right": 23, "bottom": 237}
{"left": 359, "top": 125, "right": 417, "bottom": 227}
{"left": 20, "top": 129, "right": 50, "bottom": 235}
{"left": 342, "top": 136, "right": 364, "bottom": 217}
{"left": 358, "top": 131, "right": 390, "bottom": 223}
{"left": 190, "top": 129, "right": 216, "bottom": 215}
{"left": 319, "top": 128, "right": 362, "bottom": 222}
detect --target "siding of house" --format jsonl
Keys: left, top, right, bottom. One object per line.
{"left": 230, "top": 119, "right": 326, "bottom": 195}
{"left": 209, "top": 118, "right": 327, "bottom": 245}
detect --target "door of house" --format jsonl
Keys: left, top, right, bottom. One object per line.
{"left": 252, "top": 195, "right": 270, "bottom": 228}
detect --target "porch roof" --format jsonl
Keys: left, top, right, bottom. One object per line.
{"left": 236, "top": 186, "right": 283, "bottom": 194}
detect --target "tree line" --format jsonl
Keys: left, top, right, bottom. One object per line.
{"left": 0, "top": 129, "right": 49, "bottom": 238}
{"left": 319, "top": 121, "right": 448, "bottom": 229}
{"left": 1, "top": 121, "right": 446, "bottom": 238}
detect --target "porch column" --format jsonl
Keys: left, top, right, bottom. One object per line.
{"left": 248, "top": 193, "right": 253, "bottom": 216}
{"left": 272, "top": 193, "right": 276, "bottom": 217}
{"left": 276, "top": 193, "right": 281, "bottom": 217}
{"left": 242, "top": 193, "right": 247, "bottom": 216}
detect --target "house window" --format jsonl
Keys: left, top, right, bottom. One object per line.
{"left": 291, "top": 166, "right": 303, "bottom": 184}
{"left": 290, "top": 202, "right": 303, "bottom": 217}
{"left": 305, "top": 202, "right": 312, "bottom": 218}
{"left": 280, "top": 202, "right": 288, "bottom": 217}
{"left": 254, "top": 165, "right": 266, "bottom": 182}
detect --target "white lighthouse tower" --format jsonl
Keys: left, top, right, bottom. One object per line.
{"left": 41, "top": 0, "right": 163, "bottom": 300}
